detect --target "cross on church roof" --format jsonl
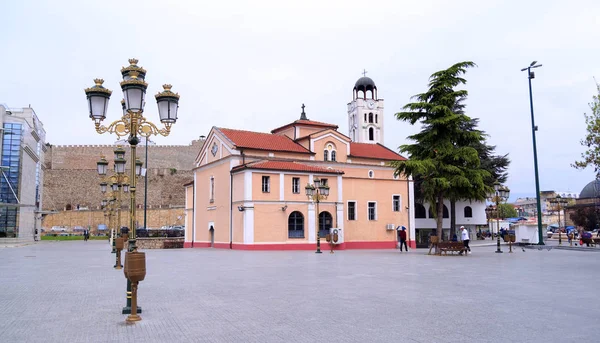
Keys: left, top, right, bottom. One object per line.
{"left": 300, "top": 103, "right": 308, "bottom": 120}
{"left": 362, "top": 69, "right": 368, "bottom": 77}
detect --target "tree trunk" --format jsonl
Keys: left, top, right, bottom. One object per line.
{"left": 450, "top": 199, "right": 456, "bottom": 239}
{"left": 436, "top": 193, "right": 444, "bottom": 252}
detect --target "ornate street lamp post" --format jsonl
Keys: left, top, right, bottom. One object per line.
{"left": 485, "top": 205, "right": 495, "bottom": 240}
{"left": 98, "top": 149, "right": 131, "bottom": 255}
{"left": 550, "top": 195, "right": 568, "bottom": 245}
{"left": 488, "top": 182, "right": 510, "bottom": 253}
{"left": 85, "top": 58, "right": 179, "bottom": 322}
{"left": 305, "top": 178, "right": 330, "bottom": 254}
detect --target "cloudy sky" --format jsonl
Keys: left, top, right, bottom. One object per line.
{"left": 1, "top": 0, "right": 599, "bottom": 200}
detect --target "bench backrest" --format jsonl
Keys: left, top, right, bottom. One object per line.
{"left": 438, "top": 242, "right": 464, "bottom": 249}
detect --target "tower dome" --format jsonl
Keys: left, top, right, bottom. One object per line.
{"left": 354, "top": 76, "right": 377, "bottom": 92}
{"left": 579, "top": 179, "right": 600, "bottom": 199}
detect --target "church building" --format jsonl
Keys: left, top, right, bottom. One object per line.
{"left": 184, "top": 76, "right": 415, "bottom": 250}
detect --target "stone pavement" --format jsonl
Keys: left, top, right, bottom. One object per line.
{"left": 1, "top": 241, "right": 598, "bottom": 343}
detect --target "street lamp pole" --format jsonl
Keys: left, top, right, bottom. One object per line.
{"left": 488, "top": 182, "right": 510, "bottom": 253}
{"left": 550, "top": 195, "right": 568, "bottom": 245}
{"left": 305, "top": 177, "right": 330, "bottom": 254}
{"left": 85, "top": 58, "right": 180, "bottom": 322}
{"left": 521, "top": 61, "right": 544, "bottom": 245}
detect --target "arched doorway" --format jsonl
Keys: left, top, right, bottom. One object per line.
{"left": 209, "top": 226, "right": 214, "bottom": 248}
{"left": 318, "top": 211, "right": 333, "bottom": 238}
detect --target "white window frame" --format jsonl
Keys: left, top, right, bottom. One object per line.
{"left": 368, "top": 170, "right": 374, "bottom": 178}
{"left": 367, "top": 201, "right": 377, "bottom": 221}
{"left": 262, "top": 175, "right": 270, "bottom": 193}
{"left": 347, "top": 200, "right": 357, "bottom": 221}
{"left": 392, "top": 194, "right": 401, "bottom": 212}
{"left": 292, "top": 177, "right": 300, "bottom": 194}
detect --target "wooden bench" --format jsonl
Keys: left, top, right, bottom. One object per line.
{"left": 581, "top": 238, "right": 600, "bottom": 247}
{"left": 437, "top": 242, "right": 467, "bottom": 256}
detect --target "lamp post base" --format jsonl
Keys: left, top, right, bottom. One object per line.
{"left": 495, "top": 250, "right": 503, "bottom": 253}
{"left": 122, "top": 306, "right": 143, "bottom": 315}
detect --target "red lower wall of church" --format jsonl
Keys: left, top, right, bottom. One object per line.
{"left": 183, "top": 240, "right": 416, "bottom": 250}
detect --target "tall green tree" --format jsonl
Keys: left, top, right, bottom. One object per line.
{"left": 497, "top": 203, "right": 517, "bottom": 219}
{"left": 448, "top": 118, "right": 510, "bottom": 237}
{"left": 573, "top": 81, "right": 600, "bottom": 176}
{"left": 393, "top": 62, "right": 488, "bottom": 245}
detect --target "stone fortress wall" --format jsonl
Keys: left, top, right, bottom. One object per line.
{"left": 41, "top": 138, "right": 204, "bottom": 230}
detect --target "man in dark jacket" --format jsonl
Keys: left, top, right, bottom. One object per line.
{"left": 398, "top": 226, "right": 408, "bottom": 252}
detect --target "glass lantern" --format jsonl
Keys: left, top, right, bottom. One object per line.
{"left": 135, "top": 159, "right": 143, "bottom": 176}
{"left": 97, "top": 157, "right": 108, "bottom": 176}
{"left": 84, "top": 79, "right": 112, "bottom": 121}
{"left": 120, "top": 70, "right": 147, "bottom": 112}
{"left": 100, "top": 182, "right": 107, "bottom": 194}
{"left": 155, "top": 84, "right": 180, "bottom": 124}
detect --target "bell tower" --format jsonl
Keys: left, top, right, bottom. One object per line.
{"left": 347, "top": 70, "right": 384, "bottom": 144}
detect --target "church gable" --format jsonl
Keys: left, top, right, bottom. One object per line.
{"left": 195, "top": 127, "right": 238, "bottom": 167}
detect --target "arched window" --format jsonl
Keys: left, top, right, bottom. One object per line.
{"left": 318, "top": 211, "right": 333, "bottom": 238}
{"left": 324, "top": 150, "right": 329, "bottom": 161}
{"left": 368, "top": 127, "right": 374, "bottom": 141}
{"left": 368, "top": 113, "right": 374, "bottom": 123}
{"left": 428, "top": 205, "right": 449, "bottom": 218}
{"left": 288, "top": 211, "right": 304, "bottom": 238}
{"left": 415, "top": 204, "right": 426, "bottom": 218}
{"left": 331, "top": 151, "right": 336, "bottom": 161}
{"left": 375, "top": 114, "right": 378, "bottom": 123}
{"left": 364, "top": 113, "right": 367, "bottom": 122}
{"left": 464, "top": 206, "right": 473, "bottom": 218}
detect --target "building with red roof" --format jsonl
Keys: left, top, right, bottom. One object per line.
{"left": 184, "top": 76, "right": 414, "bottom": 250}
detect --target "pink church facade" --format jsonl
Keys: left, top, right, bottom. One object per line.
{"left": 183, "top": 119, "right": 414, "bottom": 250}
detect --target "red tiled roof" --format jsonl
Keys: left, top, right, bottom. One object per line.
{"left": 349, "top": 143, "right": 407, "bottom": 161}
{"left": 232, "top": 160, "right": 344, "bottom": 174}
{"left": 271, "top": 119, "right": 338, "bottom": 133}
{"left": 217, "top": 128, "right": 312, "bottom": 154}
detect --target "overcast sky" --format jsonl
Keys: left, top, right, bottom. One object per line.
{"left": 2, "top": 0, "right": 599, "bottom": 200}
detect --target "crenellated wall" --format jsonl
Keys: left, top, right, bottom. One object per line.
{"left": 42, "top": 139, "right": 204, "bottom": 215}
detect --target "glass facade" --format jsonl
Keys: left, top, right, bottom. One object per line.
{"left": 0, "top": 123, "right": 22, "bottom": 237}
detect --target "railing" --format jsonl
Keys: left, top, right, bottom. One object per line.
{"left": 135, "top": 229, "right": 184, "bottom": 238}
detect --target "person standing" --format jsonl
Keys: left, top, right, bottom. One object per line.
{"left": 460, "top": 226, "right": 471, "bottom": 254}
{"left": 398, "top": 226, "right": 408, "bottom": 252}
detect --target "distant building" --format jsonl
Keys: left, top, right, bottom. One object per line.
{"left": 0, "top": 104, "right": 46, "bottom": 242}
{"left": 413, "top": 200, "right": 487, "bottom": 248}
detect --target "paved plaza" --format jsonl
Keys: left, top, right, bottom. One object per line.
{"left": 1, "top": 241, "right": 598, "bottom": 343}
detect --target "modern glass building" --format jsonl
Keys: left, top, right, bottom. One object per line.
{"left": 0, "top": 122, "right": 22, "bottom": 237}
{"left": 0, "top": 105, "right": 46, "bottom": 242}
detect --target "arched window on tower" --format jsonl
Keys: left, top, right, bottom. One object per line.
{"left": 368, "top": 113, "right": 373, "bottom": 123}
{"left": 364, "top": 113, "right": 367, "bottom": 122}
{"left": 375, "top": 114, "right": 378, "bottom": 123}
{"left": 368, "top": 127, "right": 374, "bottom": 141}
{"left": 323, "top": 150, "right": 329, "bottom": 161}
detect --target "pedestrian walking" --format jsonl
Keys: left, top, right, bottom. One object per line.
{"left": 397, "top": 226, "right": 408, "bottom": 252}
{"left": 460, "top": 226, "right": 471, "bottom": 254}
